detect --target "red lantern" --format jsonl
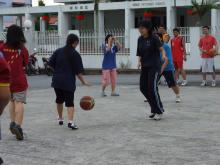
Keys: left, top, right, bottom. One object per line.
{"left": 75, "top": 15, "right": 85, "bottom": 21}
{"left": 143, "top": 11, "right": 154, "bottom": 18}
{"left": 187, "top": 9, "right": 193, "bottom": 16}
{"left": 42, "top": 15, "right": 50, "bottom": 22}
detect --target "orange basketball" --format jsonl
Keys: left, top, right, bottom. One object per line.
{"left": 80, "top": 96, "right": 95, "bottom": 111}
{"left": 208, "top": 48, "right": 217, "bottom": 57}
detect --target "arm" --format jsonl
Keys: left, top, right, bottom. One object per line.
{"left": 198, "top": 39, "right": 207, "bottom": 54}
{"left": 181, "top": 37, "right": 187, "bottom": 61}
{"left": 22, "top": 47, "right": 29, "bottom": 66}
{"left": 114, "top": 37, "right": 122, "bottom": 51}
{"left": 160, "top": 47, "right": 168, "bottom": 74}
{"left": 48, "top": 51, "right": 57, "bottom": 69}
{"left": 74, "top": 52, "right": 90, "bottom": 86}
{"left": 137, "top": 56, "right": 142, "bottom": 69}
{"left": 77, "top": 74, "right": 90, "bottom": 86}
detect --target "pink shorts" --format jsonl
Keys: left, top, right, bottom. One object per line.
{"left": 102, "top": 69, "right": 117, "bottom": 86}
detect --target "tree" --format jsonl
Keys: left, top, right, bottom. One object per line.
{"left": 38, "top": 0, "right": 45, "bottom": 6}
{"left": 191, "top": 0, "right": 219, "bottom": 23}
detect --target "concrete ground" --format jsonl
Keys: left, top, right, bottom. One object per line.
{"left": 1, "top": 75, "right": 220, "bottom": 165}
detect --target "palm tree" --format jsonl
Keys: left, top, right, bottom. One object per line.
{"left": 191, "top": 0, "right": 219, "bottom": 25}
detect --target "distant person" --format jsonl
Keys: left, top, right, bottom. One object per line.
{"left": 158, "top": 25, "right": 170, "bottom": 43}
{"left": 0, "top": 43, "right": 10, "bottom": 165}
{"left": 157, "top": 33, "right": 181, "bottom": 103}
{"left": 0, "top": 25, "right": 29, "bottom": 141}
{"left": 137, "top": 20, "right": 167, "bottom": 121}
{"left": 49, "top": 34, "right": 90, "bottom": 130}
{"left": 101, "top": 34, "right": 122, "bottom": 97}
{"left": 0, "top": 50, "right": 11, "bottom": 137}
{"left": 171, "top": 28, "right": 187, "bottom": 86}
{"left": 198, "top": 26, "right": 218, "bottom": 87}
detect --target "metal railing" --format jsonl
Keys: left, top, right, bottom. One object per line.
{"left": 79, "top": 28, "right": 129, "bottom": 56}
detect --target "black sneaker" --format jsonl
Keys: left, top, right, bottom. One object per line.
{"left": 9, "top": 122, "right": 16, "bottom": 135}
{"left": 58, "top": 119, "right": 64, "bottom": 126}
{"left": 149, "top": 113, "right": 156, "bottom": 119}
{"left": 12, "top": 125, "right": 24, "bottom": 141}
{"left": 0, "top": 157, "right": 3, "bottom": 165}
{"left": 68, "top": 123, "right": 78, "bottom": 130}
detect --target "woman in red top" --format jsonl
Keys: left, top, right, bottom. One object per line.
{"left": 0, "top": 51, "right": 10, "bottom": 116}
{"left": 0, "top": 25, "right": 29, "bottom": 140}
{"left": 171, "top": 28, "right": 187, "bottom": 86}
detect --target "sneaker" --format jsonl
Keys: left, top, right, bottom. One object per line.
{"left": 176, "top": 96, "right": 181, "bottom": 103}
{"left": 0, "top": 157, "right": 3, "bottom": 164}
{"left": 9, "top": 121, "right": 16, "bottom": 135}
{"left": 211, "top": 80, "right": 216, "bottom": 87}
{"left": 11, "top": 124, "right": 24, "bottom": 140}
{"left": 102, "top": 91, "right": 107, "bottom": 97}
{"left": 68, "top": 123, "right": 78, "bottom": 130}
{"left": 148, "top": 113, "right": 155, "bottom": 119}
{"left": 58, "top": 118, "right": 64, "bottom": 125}
{"left": 181, "top": 80, "right": 188, "bottom": 86}
{"left": 201, "top": 80, "right": 207, "bottom": 87}
{"left": 176, "top": 79, "right": 181, "bottom": 85}
{"left": 154, "top": 114, "right": 163, "bottom": 121}
{"left": 111, "top": 92, "right": 120, "bottom": 96}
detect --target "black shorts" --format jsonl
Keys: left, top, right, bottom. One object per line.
{"left": 161, "top": 71, "right": 176, "bottom": 88}
{"left": 54, "top": 88, "right": 75, "bottom": 107}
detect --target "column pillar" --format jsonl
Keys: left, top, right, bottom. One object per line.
{"left": 16, "top": 16, "right": 23, "bottom": 27}
{"left": 211, "top": 9, "right": 218, "bottom": 35}
{"left": 98, "top": 10, "right": 105, "bottom": 44}
{"left": 166, "top": 6, "right": 176, "bottom": 31}
{"left": 58, "top": 10, "right": 70, "bottom": 46}
{"left": 0, "top": 16, "right": 3, "bottom": 32}
{"left": 25, "top": 13, "right": 35, "bottom": 31}
{"left": 125, "top": 8, "right": 135, "bottom": 48}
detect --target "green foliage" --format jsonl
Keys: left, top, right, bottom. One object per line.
{"left": 38, "top": 0, "right": 45, "bottom": 6}
{"left": 191, "top": 0, "right": 220, "bottom": 18}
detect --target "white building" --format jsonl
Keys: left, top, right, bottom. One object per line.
{"left": 0, "top": 0, "right": 220, "bottom": 34}
{"left": 0, "top": 0, "right": 220, "bottom": 69}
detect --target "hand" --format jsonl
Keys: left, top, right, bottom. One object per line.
{"left": 137, "top": 62, "right": 141, "bottom": 69}
{"left": 183, "top": 54, "right": 187, "bottom": 61}
{"left": 82, "top": 81, "right": 91, "bottom": 87}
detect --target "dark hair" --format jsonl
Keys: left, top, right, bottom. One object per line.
{"left": 159, "top": 25, "right": 166, "bottom": 29}
{"left": 64, "top": 34, "right": 79, "bottom": 62}
{"left": 138, "top": 20, "right": 153, "bottom": 35}
{"left": 156, "top": 33, "right": 164, "bottom": 43}
{"left": 173, "top": 28, "right": 180, "bottom": 33}
{"left": 66, "top": 33, "right": 79, "bottom": 47}
{"left": 105, "top": 34, "right": 113, "bottom": 44}
{"left": 202, "top": 26, "right": 210, "bottom": 30}
{"left": 6, "top": 25, "right": 26, "bottom": 49}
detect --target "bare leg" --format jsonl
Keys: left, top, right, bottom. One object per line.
{"left": 181, "top": 69, "right": 187, "bottom": 80}
{"left": 171, "top": 86, "right": 180, "bottom": 96}
{"left": 14, "top": 101, "right": 24, "bottom": 125}
{"left": 202, "top": 73, "right": 207, "bottom": 81}
{"left": 57, "top": 104, "right": 63, "bottom": 119}
{"left": 175, "top": 70, "right": 180, "bottom": 81}
{"left": 110, "top": 69, "right": 118, "bottom": 94}
{"left": 212, "top": 72, "right": 216, "bottom": 80}
{"left": 67, "top": 107, "right": 75, "bottom": 122}
{"left": 9, "top": 101, "right": 15, "bottom": 122}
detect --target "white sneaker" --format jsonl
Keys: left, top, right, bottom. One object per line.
{"left": 154, "top": 114, "right": 163, "bottom": 121}
{"left": 176, "top": 79, "right": 181, "bottom": 85}
{"left": 181, "top": 80, "right": 188, "bottom": 86}
{"left": 176, "top": 96, "right": 181, "bottom": 103}
{"left": 211, "top": 80, "right": 216, "bottom": 87}
{"left": 201, "top": 80, "right": 207, "bottom": 87}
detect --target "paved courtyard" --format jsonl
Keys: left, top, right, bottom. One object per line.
{"left": 1, "top": 75, "right": 220, "bottom": 165}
